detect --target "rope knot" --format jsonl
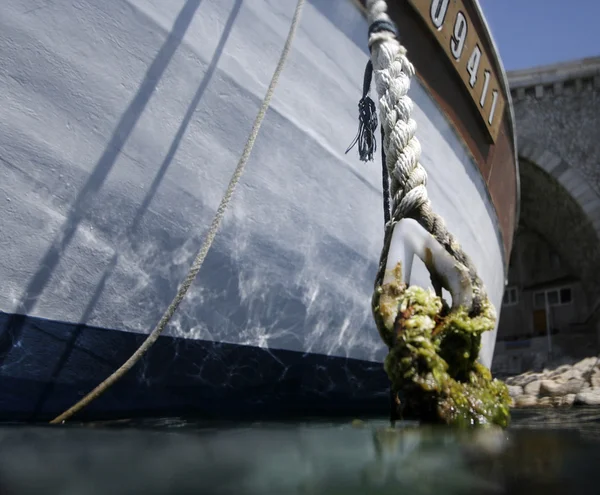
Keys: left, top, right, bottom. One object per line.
{"left": 373, "top": 264, "right": 510, "bottom": 428}
{"left": 357, "top": 0, "right": 509, "bottom": 428}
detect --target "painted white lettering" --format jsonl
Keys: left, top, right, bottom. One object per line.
{"left": 467, "top": 45, "right": 481, "bottom": 88}
{"left": 488, "top": 90, "right": 499, "bottom": 125}
{"left": 430, "top": 0, "right": 449, "bottom": 29}
{"left": 480, "top": 70, "right": 490, "bottom": 107}
{"left": 450, "top": 12, "right": 468, "bottom": 60}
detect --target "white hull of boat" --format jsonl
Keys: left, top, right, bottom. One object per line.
{"left": 0, "top": 0, "right": 505, "bottom": 419}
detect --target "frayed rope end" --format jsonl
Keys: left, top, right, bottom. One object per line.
{"left": 346, "top": 60, "right": 378, "bottom": 162}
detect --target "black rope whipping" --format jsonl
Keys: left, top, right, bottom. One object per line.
{"left": 345, "top": 60, "right": 378, "bottom": 162}
{"left": 345, "top": 17, "right": 398, "bottom": 214}
{"left": 346, "top": 62, "right": 390, "bottom": 223}
{"left": 368, "top": 19, "right": 399, "bottom": 38}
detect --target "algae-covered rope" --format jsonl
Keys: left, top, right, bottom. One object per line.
{"left": 351, "top": 0, "right": 511, "bottom": 427}
{"left": 49, "top": 0, "right": 306, "bottom": 424}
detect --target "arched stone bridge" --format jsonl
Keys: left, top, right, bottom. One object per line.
{"left": 494, "top": 57, "right": 600, "bottom": 370}
{"left": 509, "top": 57, "right": 600, "bottom": 295}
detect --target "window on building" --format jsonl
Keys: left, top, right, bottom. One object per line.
{"left": 534, "top": 292, "right": 545, "bottom": 308}
{"left": 560, "top": 288, "right": 572, "bottom": 304}
{"left": 502, "top": 286, "right": 519, "bottom": 306}
{"left": 533, "top": 287, "right": 573, "bottom": 309}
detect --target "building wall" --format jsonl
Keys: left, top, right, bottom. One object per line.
{"left": 498, "top": 226, "right": 588, "bottom": 342}
{"left": 493, "top": 58, "right": 600, "bottom": 374}
{"left": 510, "top": 60, "right": 600, "bottom": 196}
{"left": 510, "top": 59, "right": 600, "bottom": 297}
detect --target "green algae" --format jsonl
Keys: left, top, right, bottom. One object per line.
{"left": 374, "top": 266, "right": 511, "bottom": 428}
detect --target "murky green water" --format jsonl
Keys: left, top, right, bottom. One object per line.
{"left": 0, "top": 408, "right": 598, "bottom": 494}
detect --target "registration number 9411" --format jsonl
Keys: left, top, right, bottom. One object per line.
{"left": 408, "top": 0, "right": 506, "bottom": 142}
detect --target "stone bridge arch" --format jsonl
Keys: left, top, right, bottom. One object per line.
{"left": 519, "top": 138, "right": 600, "bottom": 239}
{"left": 516, "top": 138, "right": 600, "bottom": 297}
{"left": 494, "top": 57, "right": 600, "bottom": 371}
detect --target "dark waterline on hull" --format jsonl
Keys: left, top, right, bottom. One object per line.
{"left": 1, "top": 313, "right": 599, "bottom": 494}
{"left": 0, "top": 311, "right": 390, "bottom": 422}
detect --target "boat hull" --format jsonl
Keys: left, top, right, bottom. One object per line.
{"left": 0, "top": 0, "right": 511, "bottom": 420}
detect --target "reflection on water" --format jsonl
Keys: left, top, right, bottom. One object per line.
{"left": 510, "top": 407, "right": 600, "bottom": 438}
{"left": 0, "top": 408, "right": 598, "bottom": 494}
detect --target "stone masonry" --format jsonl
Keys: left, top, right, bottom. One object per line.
{"left": 509, "top": 57, "right": 600, "bottom": 232}
{"left": 508, "top": 57, "right": 600, "bottom": 300}
{"left": 493, "top": 58, "right": 600, "bottom": 372}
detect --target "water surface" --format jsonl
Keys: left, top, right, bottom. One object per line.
{"left": 0, "top": 408, "right": 598, "bottom": 494}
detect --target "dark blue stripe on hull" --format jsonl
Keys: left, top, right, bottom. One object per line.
{"left": 0, "top": 312, "right": 390, "bottom": 422}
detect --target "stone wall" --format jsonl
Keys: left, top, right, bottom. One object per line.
{"left": 493, "top": 58, "right": 600, "bottom": 372}
{"left": 507, "top": 57, "right": 600, "bottom": 302}
{"left": 510, "top": 58, "right": 600, "bottom": 196}
{"left": 509, "top": 58, "right": 600, "bottom": 242}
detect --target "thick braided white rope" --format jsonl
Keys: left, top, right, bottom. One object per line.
{"left": 366, "top": 2, "right": 504, "bottom": 425}
{"left": 366, "top": 0, "right": 488, "bottom": 310}
{"left": 366, "top": 0, "right": 429, "bottom": 219}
